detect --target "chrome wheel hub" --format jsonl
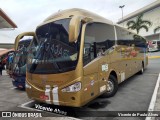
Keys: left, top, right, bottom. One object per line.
{"left": 107, "top": 80, "right": 114, "bottom": 93}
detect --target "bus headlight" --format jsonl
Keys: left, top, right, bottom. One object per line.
{"left": 61, "top": 82, "right": 81, "bottom": 92}
{"left": 25, "top": 82, "right": 31, "bottom": 89}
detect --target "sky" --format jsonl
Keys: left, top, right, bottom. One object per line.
{"left": 0, "top": 0, "right": 157, "bottom": 43}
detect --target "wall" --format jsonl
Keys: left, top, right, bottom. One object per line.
{"left": 0, "top": 43, "right": 14, "bottom": 49}
{"left": 119, "top": 6, "right": 160, "bottom": 39}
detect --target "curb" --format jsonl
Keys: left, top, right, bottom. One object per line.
{"left": 148, "top": 56, "right": 160, "bottom": 59}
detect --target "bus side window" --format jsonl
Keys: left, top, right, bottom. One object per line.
{"left": 116, "top": 26, "right": 134, "bottom": 46}
{"left": 134, "top": 35, "right": 146, "bottom": 48}
{"left": 83, "top": 43, "right": 96, "bottom": 66}
{"left": 83, "top": 22, "right": 115, "bottom": 66}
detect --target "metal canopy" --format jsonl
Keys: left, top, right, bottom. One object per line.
{"left": 0, "top": 8, "right": 17, "bottom": 29}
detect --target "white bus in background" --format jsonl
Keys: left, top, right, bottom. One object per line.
{"left": 148, "top": 40, "right": 160, "bottom": 52}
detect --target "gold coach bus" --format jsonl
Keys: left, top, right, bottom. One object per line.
{"left": 24, "top": 8, "right": 148, "bottom": 107}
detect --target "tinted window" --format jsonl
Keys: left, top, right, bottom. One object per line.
{"left": 83, "top": 23, "right": 115, "bottom": 66}
{"left": 134, "top": 35, "right": 146, "bottom": 48}
{"left": 13, "top": 39, "right": 32, "bottom": 75}
{"left": 116, "top": 26, "right": 134, "bottom": 46}
{"left": 27, "top": 19, "right": 81, "bottom": 74}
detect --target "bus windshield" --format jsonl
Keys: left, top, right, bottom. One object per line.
{"left": 13, "top": 39, "right": 31, "bottom": 75}
{"left": 27, "top": 18, "right": 80, "bottom": 74}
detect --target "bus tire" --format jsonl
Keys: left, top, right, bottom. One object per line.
{"left": 102, "top": 75, "right": 118, "bottom": 98}
{"left": 139, "top": 62, "right": 144, "bottom": 74}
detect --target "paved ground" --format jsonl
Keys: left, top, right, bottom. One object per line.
{"left": 155, "top": 86, "right": 160, "bottom": 110}
{"left": 0, "top": 51, "right": 160, "bottom": 120}
{"left": 148, "top": 51, "right": 160, "bottom": 120}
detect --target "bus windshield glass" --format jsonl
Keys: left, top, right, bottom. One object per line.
{"left": 27, "top": 18, "right": 80, "bottom": 74}
{"left": 13, "top": 39, "right": 31, "bottom": 75}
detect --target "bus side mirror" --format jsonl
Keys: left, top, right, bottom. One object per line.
{"left": 69, "top": 16, "right": 93, "bottom": 43}
{"left": 69, "top": 16, "right": 81, "bottom": 43}
{"left": 14, "top": 32, "right": 35, "bottom": 50}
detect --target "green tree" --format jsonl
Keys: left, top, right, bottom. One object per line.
{"left": 127, "top": 14, "right": 152, "bottom": 34}
{"left": 154, "top": 26, "right": 160, "bottom": 33}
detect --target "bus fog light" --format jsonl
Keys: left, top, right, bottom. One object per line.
{"left": 26, "top": 83, "right": 31, "bottom": 89}
{"left": 61, "top": 82, "right": 81, "bottom": 92}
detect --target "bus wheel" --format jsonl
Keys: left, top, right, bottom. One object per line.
{"left": 103, "top": 75, "right": 118, "bottom": 97}
{"left": 139, "top": 63, "right": 144, "bottom": 74}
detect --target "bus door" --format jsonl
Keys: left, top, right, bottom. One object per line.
{"left": 97, "top": 49, "right": 110, "bottom": 95}
{"left": 83, "top": 22, "right": 116, "bottom": 102}
{"left": 83, "top": 42, "right": 99, "bottom": 102}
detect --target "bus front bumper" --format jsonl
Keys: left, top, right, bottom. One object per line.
{"left": 25, "top": 81, "right": 83, "bottom": 107}
{"left": 12, "top": 76, "right": 25, "bottom": 89}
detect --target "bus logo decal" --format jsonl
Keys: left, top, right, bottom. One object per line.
{"left": 102, "top": 64, "right": 108, "bottom": 72}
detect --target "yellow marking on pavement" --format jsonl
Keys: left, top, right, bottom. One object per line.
{"left": 148, "top": 56, "right": 160, "bottom": 59}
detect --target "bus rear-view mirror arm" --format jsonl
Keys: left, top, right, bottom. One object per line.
{"left": 69, "top": 16, "right": 92, "bottom": 43}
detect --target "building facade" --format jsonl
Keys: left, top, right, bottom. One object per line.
{"left": 0, "top": 8, "right": 17, "bottom": 50}
{"left": 0, "top": 8, "right": 17, "bottom": 29}
{"left": 117, "top": 0, "right": 160, "bottom": 41}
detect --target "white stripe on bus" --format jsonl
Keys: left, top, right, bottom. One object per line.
{"left": 45, "top": 85, "right": 51, "bottom": 104}
{"left": 52, "top": 86, "right": 59, "bottom": 105}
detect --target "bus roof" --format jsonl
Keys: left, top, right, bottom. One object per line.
{"left": 42, "top": 8, "right": 113, "bottom": 25}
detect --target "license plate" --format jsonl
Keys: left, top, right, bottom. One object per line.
{"left": 18, "top": 85, "right": 23, "bottom": 88}
{"left": 40, "top": 95, "right": 49, "bottom": 100}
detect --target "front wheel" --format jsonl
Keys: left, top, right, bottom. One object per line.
{"left": 102, "top": 75, "right": 118, "bottom": 97}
